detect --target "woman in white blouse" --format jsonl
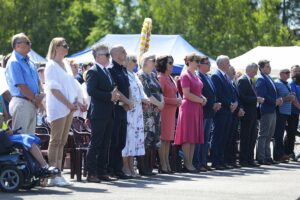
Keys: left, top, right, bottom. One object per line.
{"left": 45, "top": 37, "right": 80, "bottom": 186}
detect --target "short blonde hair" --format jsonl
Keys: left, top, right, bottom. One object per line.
{"left": 139, "top": 52, "right": 155, "bottom": 69}
{"left": 184, "top": 52, "right": 201, "bottom": 66}
{"left": 46, "top": 37, "right": 66, "bottom": 60}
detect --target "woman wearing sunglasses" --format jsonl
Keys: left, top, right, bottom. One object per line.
{"left": 44, "top": 37, "right": 79, "bottom": 186}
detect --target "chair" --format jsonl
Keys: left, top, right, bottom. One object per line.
{"left": 70, "top": 117, "right": 91, "bottom": 181}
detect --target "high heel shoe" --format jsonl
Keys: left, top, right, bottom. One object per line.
{"left": 158, "top": 167, "right": 170, "bottom": 174}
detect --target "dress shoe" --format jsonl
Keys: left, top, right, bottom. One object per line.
{"left": 223, "top": 164, "right": 234, "bottom": 169}
{"left": 274, "top": 155, "right": 289, "bottom": 163}
{"left": 240, "top": 162, "right": 251, "bottom": 167}
{"left": 98, "top": 175, "right": 118, "bottom": 181}
{"left": 248, "top": 161, "right": 260, "bottom": 167}
{"left": 139, "top": 171, "right": 156, "bottom": 176}
{"left": 198, "top": 166, "right": 207, "bottom": 172}
{"left": 257, "top": 160, "right": 271, "bottom": 165}
{"left": 211, "top": 165, "right": 225, "bottom": 170}
{"left": 229, "top": 163, "right": 241, "bottom": 168}
{"left": 268, "top": 159, "right": 279, "bottom": 165}
{"left": 203, "top": 165, "right": 213, "bottom": 171}
{"left": 87, "top": 176, "right": 101, "bottom": 183}
{"left": 115, "top": 172, "right": 133, "bottom": 179}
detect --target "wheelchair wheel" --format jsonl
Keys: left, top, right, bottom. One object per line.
{"left": 0, "top": 166, "right": 24, "bottom": 192}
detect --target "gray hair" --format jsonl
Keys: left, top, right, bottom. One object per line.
{"left": 11, "top": 33, "right": 30, "bottom": 49}
{"left": 216, "top": 55, "right": 229, "bottom": 67}
{"left": 92, "top": 43, "right": 109, "bottom": 59}
{"left": 125, "top": 54, "right": 137, "bottom": 67}
{"left": 110, "top": 45, "right": 124, "bottom": 59}
{"left": 245, "top": 63, "right": 258, "bottom": 73}
{"left": 139, "top": 52, "right": 155, "bottom": 68}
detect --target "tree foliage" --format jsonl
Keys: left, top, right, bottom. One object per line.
{"left": 0, "top": 0, "right": 299, "bottom": 59}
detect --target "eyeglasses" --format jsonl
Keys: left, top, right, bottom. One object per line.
{"left": 99, "top": 53, "right": 110, "bottom": 57}
{"left": 17, "top": 41, "right": 31, "bottom": 46}
{"left": 201, "top": 62, "right": 211, "bottom": 66}
{"left": 194, "top": 60, "right": 201, "bottom": 64}
{"left": 148, "top": 58, "right": 156, "bottom": 62}
{"left": 168, "top": 61, "right": 173, "bottom": 65}
{"left": 58, "top": 44, "right": 69, "bottom": 49}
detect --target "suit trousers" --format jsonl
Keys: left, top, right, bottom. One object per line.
{"left": 273, "top": 113, "right": 289, "bottom": 160}
{"left": 108, "top": 111, "right": 127, "bottom": 174}
{"left": 256, "top": 112, "right": 276, "bottom": 161}
{"left": 86, "top": 117, "right": 114, "bottom": 176}
{"left": 239, "top": 108, "right": 258, "bottom": 163}
{"left": 211, "top": 109, "right": 232, "bottom": 166}
{"left": 284, "top": 114, "right": 299, "bottom": 156}
{"left": 225, "top": 115, "right": 239, "bottom": 164}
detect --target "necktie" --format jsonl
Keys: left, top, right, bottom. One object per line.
{"left": 103, "top": 68, "right": 112, "bottom": 85}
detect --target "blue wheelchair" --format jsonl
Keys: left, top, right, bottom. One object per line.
{"left": 0, "top": 128, "right": 59, "bottom": 192}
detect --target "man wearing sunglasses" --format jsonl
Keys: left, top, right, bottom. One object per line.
{"left": 5, "top": 33, "right": 44, "bottom": 134}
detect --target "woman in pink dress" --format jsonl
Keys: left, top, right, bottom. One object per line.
{"left": 157, "top": 55, "right": 182, "bottom": 173}
{"left": 174, "top": 53, "right": 207, "bottom": 173}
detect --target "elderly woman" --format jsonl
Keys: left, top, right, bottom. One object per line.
{"left": 175, "top": 53, "right": 206, "bottom": 173}
{"left": 122, "top": 55, "right": 149, "bottom": 176}
{"left": 137, "top": 52, "right": 164, "bottom": 176}
{"left": 156, "top": 55, "right": 181, "bottom": 173}
{"left": 45, "top": 37, "right": 82, "bottom": 186}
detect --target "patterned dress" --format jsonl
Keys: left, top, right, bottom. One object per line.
{"left": 137, "top": 71, "right": 162, "bottom": 149}
{"left": 122, "top": 71, "right": 146, "bottom": 157}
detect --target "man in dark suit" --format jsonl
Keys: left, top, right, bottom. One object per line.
{"left": 108, "top": 45, "right": 133, "bottom": 179}
{"left": 224, "top": 66, "right": 245, "bottom": 168}
{"left": 86, "top": 44, "right": 120, "bottom": 183}
{"left": 238, "top": 63, "right": 264, "bottom": 167}
{"left": 255, "top": 60, "right": 283, "bottom": 165}
{"left": 211, "top": 55, "right": 238, "bottom": 170}
{"left": 194, "top": 56, "right": 221, "bottom": 171}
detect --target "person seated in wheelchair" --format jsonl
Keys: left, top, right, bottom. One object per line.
{"left": 0, "top": 114, "right": 58, "bottom": 176}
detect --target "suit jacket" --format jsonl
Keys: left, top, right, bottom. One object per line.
{"left": 255, "top": 73, "right": 278, "bottom": 114}
{"left": 86, "top": 64, "right": 115, "bottom": 120}
{"left": 211, "top": 70, "right": 234, "bottom": 111}
{"left": 237, "top": 75, "right": 257, "bottom": 115}
{"left": 198, "top": 72, "right": 216, "bottom": 118}
{"left": 231, "top": 81, "right": 243, "bottom": 116}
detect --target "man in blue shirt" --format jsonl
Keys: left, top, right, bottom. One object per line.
{"left": 5, "top": 33, "right": 44, "bottom": 134}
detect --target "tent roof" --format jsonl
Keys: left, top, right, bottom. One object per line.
{"left": 69, "top": 34, "right": 215, "bottom": 66}
{"left": 230, "top": 46, "right": 300, "bottom": 76}
{"left": 28, "top": 49, "right": 47, "bottom": 64}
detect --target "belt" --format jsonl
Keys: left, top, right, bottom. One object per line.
{"left": 13, "top": 96, "right": 31, "bottom": 101}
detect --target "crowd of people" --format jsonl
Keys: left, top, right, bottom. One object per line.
{"left": 0, "top": 32, "right": 299, "bottom": 187}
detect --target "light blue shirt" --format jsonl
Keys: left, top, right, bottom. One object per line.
{"left": 5, "top": 51, "right": 40, "bottom": 97}
{"left": 275, "top": 79, "right": 291, "bottom": 115}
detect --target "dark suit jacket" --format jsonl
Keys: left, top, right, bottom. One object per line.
{"left": 86, "top": 64, "right": 114, "bottom": 120}
{"left": 255, "top": 73, "right": 278, "bottom": 114}
{"left": 198, "top": 72, "right": 216, "bottom": 118}
{"left": 237, "top": 75, "right": 257, "bottom": 115}
{"left": 211, "top": 70, "right": 234, "bottom": 111}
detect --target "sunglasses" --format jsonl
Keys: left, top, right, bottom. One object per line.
{"left": 132, "top": 59, "right": 137, "bottom": 63}
{"left": 148, "top": 58, "right": 156, "bottom": 62}
{"left": 58, "top": 44, "right": 69, "bottom": 49}
{"left": 168, "top": 61, "right": 173, "bottom": 65}
{"left": 17, "top": 41, "right": 31, "bottom": 46}
{"left": 194, "top": 60, "right": 201, "bottom": 64}
{"left": 99, "top": 53, "right": 110, "bottom": 57}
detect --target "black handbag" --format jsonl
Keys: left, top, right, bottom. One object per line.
{"left": 0, "top": 129, "right": 13, "bottom": 155}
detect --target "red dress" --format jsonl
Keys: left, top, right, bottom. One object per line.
{"left": 174, "top": 70, "right": 204, "bottom": 145}
{"left": 158, "top": 73, "right": 178, "bottom": 141}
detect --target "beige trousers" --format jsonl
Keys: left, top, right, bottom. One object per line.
{"left": 48, "top": 112, "right": 73, "bottom": 170}
{"left": 9, "top": 97, "right": 36, "bottom": 134}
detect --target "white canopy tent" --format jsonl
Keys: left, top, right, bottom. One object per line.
{"left": 230, "top": 46, "right": 300, "bottom": 76}
{"left": 69, "top": 34, "right": 215, "bottom": 74}
{"left": 28, "top": 49, "right": 47, "bottom": 64}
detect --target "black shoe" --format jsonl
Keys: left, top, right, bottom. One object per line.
{"left": 40, "top": 166, "right": 60, "bottom": 176}
{"left": 211, "top": 165, "right": 225, "bottom": 170}
{"left": 257, "top": 160, "right": 271, "bottom": 165}
{"left": 248, "top": 161, "right": 260, "bottom": 167}
{"left": 267, "top": 159, "right": 279, "bottom": 165}
{"left": 98, "top": 175, "right": 118, "bottom": 181}
{"left": 115, "top": 172, "right": 133, "bottom": 179}
{"left": 230, "top": 163, "right": 242, "bottom": 168}
{"left": 223, "top": 164, "right": 234, "bottom": 169}
{"left": 87, "top": 176, "right": 101, "bottom": 183}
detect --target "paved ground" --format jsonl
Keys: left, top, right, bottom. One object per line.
{"left": 1, "top": 161, "right": 300, "bottom": 200}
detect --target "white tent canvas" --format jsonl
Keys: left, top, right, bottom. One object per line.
{"left": 28, "top": 49, "right": 47, "bottom": 64}
{"left": 230, "top": 46, "right": 300, "bottom": 76}
{"left": 69, "top": 34, "right": 215, "bottom": 74}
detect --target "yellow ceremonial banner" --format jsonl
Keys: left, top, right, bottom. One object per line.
{"left": 139, "top": 18, "right": 152, "bottom": 65}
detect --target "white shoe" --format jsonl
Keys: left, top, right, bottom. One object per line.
{"left": 47, "top": 178, "right": 57, "bottom": 187}
{"left": 55, "top": 176, "right": 73, "bottom": 187}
